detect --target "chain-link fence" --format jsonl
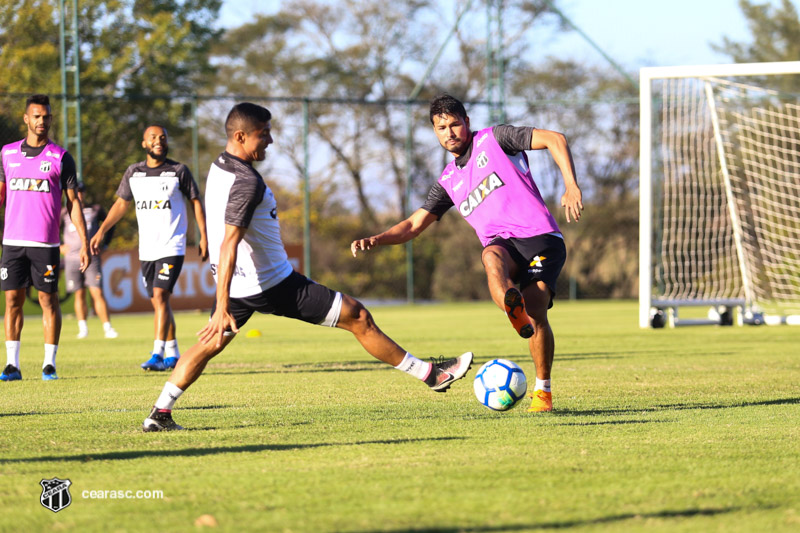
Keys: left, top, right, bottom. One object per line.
{"left": 0, "top": 92, "right": 639, "bottom": 301}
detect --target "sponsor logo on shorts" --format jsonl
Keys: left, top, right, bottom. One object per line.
{"left": 44, "top": 265, "right": 57, "bottom": 280}
{"left": 158, "top": 263, "right": 174, "bottom": 280}
{"left": 0, "top": 268, "right": 7, "bottom": 281}
{"left": 528, "top": 255, "right": 546, "bottom": 275}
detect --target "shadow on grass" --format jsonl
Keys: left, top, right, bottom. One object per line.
{"left": 553, "top": 418, "right": 668, "bottom": 427}
{"left": 351, "top": 506, "right": 739, "bottom": 532}
{"left": 0, "top": 436, "right": 464, "bottom": 464}
{"left": 559, "top": 397, "right": 800, "bottom": 417}
{"left": 208, "top": 360, "right": 392, "bottom": 376}
{"left": 0, "top": 404, "right": 233, "bottom": 418}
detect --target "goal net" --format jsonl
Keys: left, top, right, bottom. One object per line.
{"left": 640, "top": 62, "right": 800, "bottom": 328}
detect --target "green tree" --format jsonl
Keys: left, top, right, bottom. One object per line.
{"left": 713, "top": 0, "right": 800, "bottom": 63}
{"left": 0, "top": 0, "right": 221, "bottom": 247}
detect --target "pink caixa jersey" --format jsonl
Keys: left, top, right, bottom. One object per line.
{"left": 437, "top": 127, "right": 560, "bottom": 247}
{"left": 1, "top": 140, "right": 66, "bottom": 245}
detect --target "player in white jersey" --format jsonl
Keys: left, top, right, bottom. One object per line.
{"left": 142, "top": 103, "right": 474, "bottom": 431}
{"left": 91, "top": 125, "right": 208, "bottom": 371}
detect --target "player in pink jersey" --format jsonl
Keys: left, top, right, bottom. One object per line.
{"left": 0, "top": 94, "right": 90, "bottom": 382}
{"left": 352, "top": 94, "right": 583, "bottom": 413}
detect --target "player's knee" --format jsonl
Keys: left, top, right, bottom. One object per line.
{"left": 151, "top": 289, "right": 170, "bottom": 306}
{"left": 339, "top": 295, "right": 374, "bottom": 332}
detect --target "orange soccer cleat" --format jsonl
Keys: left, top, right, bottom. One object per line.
{"left": 504, "top": 288, "right": 534, "bottom": 339}
{"left": 527, "top": 390, "right": 553, "bottom": 412}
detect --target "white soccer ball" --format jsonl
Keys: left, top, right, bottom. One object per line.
{"left": 473, "top": 359, "right": 527, "bottom": 411}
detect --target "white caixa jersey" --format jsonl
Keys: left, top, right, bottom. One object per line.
{"left": 204, "top": 152, "right": 293, "bottom": 298}
{"left": 117, "top": 159, "right": 200, "bottom": 261}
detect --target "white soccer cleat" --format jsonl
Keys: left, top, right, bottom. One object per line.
{"left": 104, "top": 328, "right": 119, "bottom": 339}
{"left": 77, "top": 330, "right": 89, "bottom": 339}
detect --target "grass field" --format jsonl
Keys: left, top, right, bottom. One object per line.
{"left": 1, "top": 300, "right": 799, "bottom": 532}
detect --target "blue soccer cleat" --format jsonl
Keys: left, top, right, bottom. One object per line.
{"left": 141, "top": 354, "right": 166, "bottom": 371}
{"left": 1, "top": 364, "right": 22, "bottom": 382}
{"left": 163, "top": 356, "right": 179, "bottom": 369}
{"left": 42, "top": 364, "right": 59, "bottom": 381}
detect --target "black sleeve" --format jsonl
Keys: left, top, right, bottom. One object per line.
{"left": 116, "top": 166, "right": 134, "bottom": 201}
{"left": 493, "top": 125, "right": 534, "bottom": 154}
{"left": 60, "top": 152, "right": 78, "bottom": 191}
{"left": 178, "top": 165, "right": 200, "bottom": 200}
{"left": 225, "top": 173, "right": 263, "bottom": 228}
{"left": 0, "top": 152, "right": 5, "bottom": 183}
{"left": 420, "top": 182, "right": 454, "bottom": 219}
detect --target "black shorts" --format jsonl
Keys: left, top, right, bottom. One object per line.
{"left": 140, "top": 256, "right": 184, "bottom": 297}
{"left": 485, "top": 233, "right": 567, "bottom": 303}
{"left": 0, "top": 245, "right": 60, "bottom": 293}
{"left": 213, "top": 271, "right": 340, "bottom": 331}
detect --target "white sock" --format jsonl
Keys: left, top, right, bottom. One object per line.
{"left": 103, "top": 322, "right": 113, "bottom": 332}
{"left": 165, "top": 339, "right": 180, "bottom": 359}
{"left": 394, "top": 352, "right": 433, "bottom": 381}
{"left": 78, "top": 320, "right": 88, "bottom": 334}
{"left": 154, "top": 382, "right": 184, "bottom": 410}
{"left": 43, "top": 344, "right": 58, "bottom": 369}
{"left": 6, "top": 341, "right": 20, "bottom": 368}
{"left": 152, "top": 340, "right": 166, "bottom": 356}
{"left": 534, "top": 378, "right": 551, "bottom": 392}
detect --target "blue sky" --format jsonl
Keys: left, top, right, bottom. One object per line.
{"left": 219, "top": 0, "right": 799, "bottom": 70}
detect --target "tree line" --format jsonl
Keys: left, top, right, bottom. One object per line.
{"left": 0, "top": 0, "right": 794, "bottom": 300}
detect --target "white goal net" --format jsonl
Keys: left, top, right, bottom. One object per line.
{"left": 640, "top": 62, "right": 800, "bottom": 327}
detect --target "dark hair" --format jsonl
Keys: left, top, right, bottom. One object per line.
{"left": 26, "top": 94, "right": 50, "bottom": 110}
{"left": 225, "top": 103, "right": 272, "bottom": 139}
{"left": 144, "top": 124, "right": 168, "bottom": 136}
{"left": 429, "top": 93, "right": 467, "bottom": 124}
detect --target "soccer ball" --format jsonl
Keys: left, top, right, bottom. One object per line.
{"left": 473, "top": 359, "right": 527, "bottom": 411}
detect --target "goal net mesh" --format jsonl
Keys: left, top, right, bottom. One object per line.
{"left": 651, "top": 75, "right": 800, "bottom": 315}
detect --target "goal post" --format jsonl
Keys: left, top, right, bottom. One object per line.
{"left": 640, "top": 62, "right": 800, "bottom": 328}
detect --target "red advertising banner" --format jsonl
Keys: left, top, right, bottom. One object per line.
{"left": 100, "top": 244, "right": 303, "bottom": 313}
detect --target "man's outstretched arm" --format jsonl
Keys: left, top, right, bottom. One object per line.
{"left": 351, "top": 208, "right": 438, "bottom": 257}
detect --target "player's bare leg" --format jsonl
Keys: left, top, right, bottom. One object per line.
{"left": 151, "top": 287, "right": 172, "bottom": 343}
{"left": 141, "top": 287, "right": 173, "bottom": 371}
{"left": 4, "top": 289, "right": 25, "bottom": 342}
{"left": 143, "top": 334, "right": 234, "bottom": 432}
{"left": 1, "top": 289, "right": 25, "bottom": 381}
{"left": 88, "top": 286, "right": 118, "bottom": 338}
{"left": 335, "top": 294, "right": 406, "bottom": 366}
{"left": 522, "top": 281, "right": 555, "bottom": 412}
{"left": 336, "top": 294, "right": 473, "bottom": 392}
{"left": 39, "top": 290, "right": 61, "bottom": 380}
{"left": 481, "top": 246, "right": 534, "bottom": 338}
{"left": 74, "top": 287, "right": 89, "bottom": 338}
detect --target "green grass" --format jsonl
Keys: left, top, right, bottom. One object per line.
{"left": 1, "top": 300, "right": 799, "bottom": 532}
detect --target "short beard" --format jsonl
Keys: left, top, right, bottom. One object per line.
{"left": 146, "top": 146, "right": 168, "bottom": 161}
